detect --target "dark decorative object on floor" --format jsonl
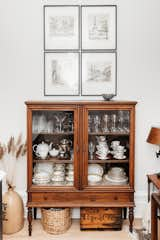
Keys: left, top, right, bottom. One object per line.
{"left": 134, "top": 228, "right": 151, "bottom": 240}
{"left": 102, "top": 94, "right": 115, "bottom": 101}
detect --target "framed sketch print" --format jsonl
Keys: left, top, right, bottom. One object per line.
{"left": 82, "top": 5, "right": 117, "bottom": 50}
{"left": 44, "top": 52, "right": 80, "bottom": 96}
{"left": 81, "top": 52, "right": 117, "bottom": 96}
{"left": 44, "top": 5, "right": 80, "bottom": 50}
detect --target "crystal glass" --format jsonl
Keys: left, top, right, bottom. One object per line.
{"left": 102, "top": 114, "right": 109, "bottom": 133}
{"left": 123, "top": 111, "right": 130, "bottom": 133}
{"left": 54, "top": 113, "right": 67, "bottom": 133}
{"left": 88, "top": 142, "right": 95, "bottom": 160}
{"left": 32, "top": 113, "right": 39, "bottom": 133}
{"left": 118, "top": 110, "right": 124, "bottom": 132}
{"left": 88, "top": 115, "right": 93, "bottom": 133}
{"left": 93, "top": 115, "right": 101, "bottom": 133}
{"left": 110, "top": 114, "right": 117, "bottom": 132}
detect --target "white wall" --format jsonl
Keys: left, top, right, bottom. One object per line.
{"left": 0, "top": 0, "right": 160, "bottom": 218}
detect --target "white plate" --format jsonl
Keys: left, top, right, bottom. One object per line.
{"left": 88, "top": 174, "right": 102, "bottom": 183}
{"left": 113, "top": 155, "right": 126, "bottom": 159}
{"left": 88, "top": 164, "right": 104, "bottom": 176}
{"left": 66, "top": 176, "right": 74, "bottom": 182}
{"left": 32, "top": 179, "right": 50, "bottom": 184}
{"left": 103, "top": 174, "right": 128, "bottom": 183}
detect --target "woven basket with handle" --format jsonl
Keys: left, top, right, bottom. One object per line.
{"left": 41, "top": 208, "right": 71, "bottom": 235}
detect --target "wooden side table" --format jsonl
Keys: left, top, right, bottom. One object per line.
{"left": 147, "top": 174, "right": 160, "bottom": 202}
{"left": 151, "top": 193, "right": 160, "bottom": 240}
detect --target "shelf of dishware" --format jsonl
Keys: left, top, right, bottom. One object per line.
{"left": 32, "top": 162, "right": 74, "bottom": 186}
{"left": 33, "top": 158, "right": 72, "bottom": 163}
{"left": 88, "top": 132, "right": 129, "bottom": 136}
{"left": 32, "top": 182, "right": 74, "bottom": 186}
{"left": 88, "top": 165, "right": 129, "bottom": 186}
{"left": 32, "top": 132, "right": 74, "bottom": 136}
{"left": 88, "top": 159, "right": 129, "bottom": 164}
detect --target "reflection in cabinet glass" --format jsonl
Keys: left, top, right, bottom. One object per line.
{"left": 32, "top": 110, "right": 74, "bottom": 187}
{"left": 87, "top": 110, "right": 130, "bottom": 187}
{"left": 25, "top": 101, "right": 137, "bottom": 236}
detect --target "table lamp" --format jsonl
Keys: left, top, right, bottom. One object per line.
{"left": 147, "top": 126, "right": 160, "bottom": 158}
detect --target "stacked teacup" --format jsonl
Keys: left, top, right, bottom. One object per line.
{"left": 114, "top": 145, "right": 126, "bottom": 159}
{"left": 65, "top": 163, "right": 74, "bottom": 185}
{"left": 96, "top": 136, "right": 110, "bottom": 160}
{"left": 51, "top": 163, "right": 65, "bottom": 184}
{"left": 111, "top": 141, "right": 126, "bottom": 159}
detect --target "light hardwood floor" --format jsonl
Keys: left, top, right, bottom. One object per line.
{"left": 3, "top": 219, "right": 142, "bottom": 240}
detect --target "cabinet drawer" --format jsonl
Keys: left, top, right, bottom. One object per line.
{"left": 30, "top": 192, "right": 133, "bottom": 207}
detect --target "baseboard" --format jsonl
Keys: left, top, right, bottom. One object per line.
{"left": 14, "top": 190, "right": 147, "bottom": 219}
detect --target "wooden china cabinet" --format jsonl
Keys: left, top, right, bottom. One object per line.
{"left": 25, "top": 101, "right": 137, "bottom": 236}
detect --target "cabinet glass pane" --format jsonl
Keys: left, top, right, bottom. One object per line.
{"left": 88, "top": 110, "right": 130, "bottom": 187}
{"left": 32, "top": 110, "right": 74, "bottom": 187}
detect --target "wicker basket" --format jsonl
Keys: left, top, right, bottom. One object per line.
{"left": 41, "top": 208, "right": 71, "bottom": 234}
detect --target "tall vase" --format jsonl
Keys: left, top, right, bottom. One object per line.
{"left": 3, "top": 187, "right": 24, "bottom": 234}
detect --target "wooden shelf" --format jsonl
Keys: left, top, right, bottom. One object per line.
{"left": 88, "top": 159, "right": 129, "bottom": 164}
{"left": 33, "top": 158, "right": 73, "bottom": 163}
{"left": 32, "top": 132, "right": 74, "bottom": 136}
{"left": 88, "top": 132, "right": 129, "bottom": 136}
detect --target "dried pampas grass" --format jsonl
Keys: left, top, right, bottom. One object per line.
{"left": 0, "top": 134, "right": 27, "bottom": 188}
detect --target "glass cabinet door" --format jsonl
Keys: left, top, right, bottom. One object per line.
{"left": 87, "top": 110, "right": 130, "bottom": 187}
{"left": 32, "top": 110, "right": 75, "bottom": 187}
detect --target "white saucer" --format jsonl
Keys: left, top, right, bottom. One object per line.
{"left": 97, "top": 156, "right": 109, "bottom": 160}
{"left": 113, "top": 155, "right": 126, "bottom": 159}
{"left": 103, "top": 174, "right": 128, "bottom": 183}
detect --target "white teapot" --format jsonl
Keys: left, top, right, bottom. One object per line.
{"left": 33, "top": 141, "right": 52, "bottom": 159}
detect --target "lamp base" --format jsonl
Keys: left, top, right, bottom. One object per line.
{"left": 156, "top": 150, "right": 160, "bottom": 158}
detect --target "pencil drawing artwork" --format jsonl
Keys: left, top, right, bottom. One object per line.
{"left": 88, "top": 14, "right": 109, "bottom": 40}
{"left": 87, "top": 61, "right": 112, "bottom": 82}
{"left": 51, "top": 60, "right": 65, "bottom": 86}
{"left": 49, "top": 16, "right": 75, "bottom": 37}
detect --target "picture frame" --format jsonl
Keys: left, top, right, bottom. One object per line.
{"left": 81, "top": 52, "right": 117, "bottom": 96}
{"left": 44, "top": 5, "right": 80, "bottom": 50}
{"left": 44, "top": 52, "right": 80, "bottom": 96}
{"left": 81, "top": 5, "right": 117, "bottom": 50}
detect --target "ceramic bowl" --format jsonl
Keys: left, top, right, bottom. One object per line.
{"left": 49, "top": 148, "right": 59, "bottom": 157}
{"left": 88, "top": 174, "right": 102, "bottom": 183}
{"left": 88, "top": 164, "right": 104, "bottom": 176}
{"left": 102, "top": 94, "right": 115, "bottom": 101}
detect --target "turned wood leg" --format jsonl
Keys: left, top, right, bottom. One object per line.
{"left": 151, "top": 195, "right": 157, "bottom": 240}
{"left": 129, "top": 207, "right": 134, "bottom": 233}
{"left": 34, "top": 208, "right": 37, "bottom": 220}
{"left": 123, "top": 207, "right": 127, "bottom": 219}
{"left": 28, "top": 207, "right": 32, "bottom": 236}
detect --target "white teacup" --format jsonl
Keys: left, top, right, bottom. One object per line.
{"left": 111, "top": 141, "right": 120, "bottom": 147}
{"left": 116, "top": 145, "right": 126, "bottom": 151}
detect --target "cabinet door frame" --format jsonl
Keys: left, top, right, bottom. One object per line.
{"left": 81, "top": 104, "right": 136, "bottom": 191}
{"left": 26, "top": 104, "right": 80, "bottom": 192}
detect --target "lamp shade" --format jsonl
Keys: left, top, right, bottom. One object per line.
{"left": 147, "top": 127, "right": 160, "bottom": 145}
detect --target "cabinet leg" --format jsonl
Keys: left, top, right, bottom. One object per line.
{"left": 34, "top": 208, "right": 37, "bottom": 220}
{"left": 123, "top": 207, "right": 127, "bottom": 219}
{"left": 28, "top": 207, "right": 32, "bottom": 236}
{"left": 129, "top": 207, "right": 134, "bottom": 233}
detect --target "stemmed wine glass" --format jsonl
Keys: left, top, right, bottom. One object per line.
{"left": 88, "top": 115, "right": 93, "bottom": 133}
{"left": 110, "top": 114, "right": 117, "bottom": 132}
{"left": 93, "top": 115, "right": 101, "bottom": 133}
{"left": 88, "top": 142, "right": 95, "bottom": 160}
{"left": 123, "top": 111, "right": 130, "bottom": 133}
{"left": 102, "top": 114, "right": 109, "bottom": 133}
{"left": 54, "top": 113, "right": 67, "bottom": 133}
{"left": 117, "top": 111, "right": 124, "bottom": 132}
